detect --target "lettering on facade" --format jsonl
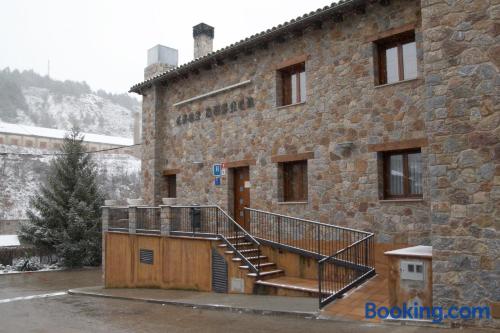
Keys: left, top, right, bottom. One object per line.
{"left": 176, "top": 96, "right": 255, "bottom": 126}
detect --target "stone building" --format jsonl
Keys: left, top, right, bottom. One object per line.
{"left": 128, "top": 0, "right": 498, "bottom": 327}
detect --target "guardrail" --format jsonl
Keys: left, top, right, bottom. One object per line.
{"left": 107, "top": 207, "right": 129, "bottom": 231}
{"left": 136, "top": 207, "right": 161, "bottom": 234}
{"left": 244, "top": 207, "right": 375, "bottom": 308}
{"left": 170, "top": 205, "right": 261, "bottom": 274}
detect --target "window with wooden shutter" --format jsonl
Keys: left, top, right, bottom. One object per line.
{"left": 165, "top": 174, "right": 177, "bottom": 198}
{"left": 281, "top": 160, "right": 308, "bottom": 202}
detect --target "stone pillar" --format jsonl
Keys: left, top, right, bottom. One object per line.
{"left": 101, "top": 206, "right": 109, "bottom": 281}
{"left": 128, "top": 206, "right": 137, "bottom": 234}
{"left": 160, "top": 198, "right": 177, "bottom": 236}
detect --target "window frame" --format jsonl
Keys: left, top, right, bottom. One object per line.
{"left": 280, "top": 159, "right": 308, "bottom": 202}
{"left": 383, "top": 148, "right": 422, "bottom": 199}
{"left": 376, "top": 30, "right": 416, "bottom": 85}
{"left": 278, "top": 62, "right": 306, "bottom": 106}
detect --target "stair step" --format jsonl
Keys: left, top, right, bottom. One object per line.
{"left": 239, "top": 262, "right": 276, "bottom": 270}
{"left": 218, "top": 242, "right": 254, "bottom": 249}
{"left": 254, "top": 277, "right": 319, "bottom": 295}
{"left": 227, "top": 235, "right": 245, "bottom": 240}
{"left": 247, "top": 269, "right": 284, "bottom": 278}
{"left": 224, "top": 248, "right": 258, "bottom": 255}
{"left": 240, "top": 248, "right": 258, "bottom": 253}
{"left": 232, "top": 255, "right": 267, "bottom": 262}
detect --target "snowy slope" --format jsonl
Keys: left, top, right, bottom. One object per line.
{"left": 0, "top": 144, "right": 140, "bottom": 220}
{"left": 18, "top": 87, "right": 137, "bottom": 138}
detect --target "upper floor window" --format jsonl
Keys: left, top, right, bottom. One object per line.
{"left": 383, "top": 149, "right": 422, "bottom": 199}
{"left": 376, "top": 31, "right": 417, "bottom": 85}
{"left": 279, "top": 62, "right": 306, "bottom": 106}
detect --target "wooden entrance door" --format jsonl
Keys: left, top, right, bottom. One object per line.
{"left": 233, "top": 167, "right": 250, "bottom": 228}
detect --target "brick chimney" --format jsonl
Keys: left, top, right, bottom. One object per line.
{"left": 193, "top": 23, "right": 214, "bottom": 59}
{"left": 144, "top": 44, "right": 178, "bottom": 80}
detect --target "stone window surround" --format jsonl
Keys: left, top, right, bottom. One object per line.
{"left": 367, "top": 22, "right": 419, "bottom": 87}
{"left": 368, "top": 138, "right": 428, "bottom": 202}
{"left": 275, "top": 54, "right": 310, "bottom": 108}
{"left": 272, "top": 152, "right": 314, "bottom": 204}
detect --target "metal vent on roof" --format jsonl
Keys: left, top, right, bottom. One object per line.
{"left": 211, "top": 248, "right": 228, "bottom": 293}
{"left": 139, "top": 249, "right": 154, "bottom": 265}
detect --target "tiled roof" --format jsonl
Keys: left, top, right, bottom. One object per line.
{"left": 130, "top": 0, "right": 366, "bottom": 93}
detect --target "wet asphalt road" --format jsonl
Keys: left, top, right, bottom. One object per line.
{"left": 0, "top": 269, "right": 491, "bottom": 333}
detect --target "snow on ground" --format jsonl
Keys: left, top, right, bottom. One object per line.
{"left": 0, "top": 144, "right": 140, "bottom": 220}
{"left": 0, "top": 235, "right": 20, "bottom": 247}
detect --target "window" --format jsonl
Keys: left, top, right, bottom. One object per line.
{"left": 279, "top": 62, "right": 306, "bottom": 106}
{"left": 280, "top": 160, "right": 308, "bottom": 202}
{"left": 165, "top": 175, "right": 177, "bottom": 198}
{"left": 39, "top": 142, "right": 47, "bottom": 149}
{"left": 383, "top": 149, "right": 422, "bottom": 199}
{"left": 376, "top": 31, "right": 417, "bottom": 85}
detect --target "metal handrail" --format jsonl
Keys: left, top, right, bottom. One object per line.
{"left": 318, "top": 232, "right": 374, "bottom": 264}
{"left": 245, "top": 207, "right": 371, "bottom": 236}
{"left": 170, "top": 205, "right": 261, "bottom": 274}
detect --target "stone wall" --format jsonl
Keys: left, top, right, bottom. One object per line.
{"left": 421, "top": 0, "right": 499, "bottom": 328}
{"left": 142, "top": 0, "right": 430, "bottom": 246}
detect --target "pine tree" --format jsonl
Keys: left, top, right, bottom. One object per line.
{"left": 19, "top": 128, "right": 104, "bottom": 267}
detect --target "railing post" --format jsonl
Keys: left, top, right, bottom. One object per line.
{"left": 216, "top": 207, "right": 219, "bottom": 235}
{"left": 277, "top": 216, "right": 281, "bottom": 244}
{"left": 317, "top": 225, "right": 321, "bottom": 256}
{"left": 128, "top": 206, "right": 137, "bottom": 234}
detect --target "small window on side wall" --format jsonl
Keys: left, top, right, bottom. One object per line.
{"left": 278, "top": 62, "right": 306, "bottom": 106}
{"left": 280, "top": 160, "right": 308, "bottom": 202}
{"left": 165, "top": 174, "right": 177, "bottom": 198}
{"left": 383, "top": 149, "right": 422, "bottom": 199}
{"left": 376, "top": 30, "right": 417, "bottom": 85}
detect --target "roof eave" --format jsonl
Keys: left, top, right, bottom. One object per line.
{"left": 129, "top": 0, "right": 366, "bottom": 94}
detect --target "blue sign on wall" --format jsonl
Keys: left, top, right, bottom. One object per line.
{"left": 214, "top": 177, "right": 221, "bottom": 186}
{"left": 213, "top": 164, "right": 222, "bottom": 176}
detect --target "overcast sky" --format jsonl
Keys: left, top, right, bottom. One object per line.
{"left": 0, "top": 0, "right": 329, "bottom": 95}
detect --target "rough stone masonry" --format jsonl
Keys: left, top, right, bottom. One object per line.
{"left": 133, "top": 0, "right": 498, "bottom": 328}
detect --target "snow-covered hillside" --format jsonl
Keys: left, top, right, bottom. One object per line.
{"left": 0, "top": 68, "right": 140, "bottom": 138}
{"left": 18, "top": 87, "right": 137, "bottom": 137}
{"left": 0, "top": 144, "right": 140, "bottom": 220}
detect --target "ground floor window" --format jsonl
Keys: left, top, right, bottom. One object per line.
{"left": 280, "top": 160, "right": 308, "bottom": 202}
{"left": 383, "top": 149, "right": 422, "bottom": 199}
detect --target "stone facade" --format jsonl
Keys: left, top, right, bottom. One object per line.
{"left": 137, "top": 0, "right": 498, "bottom": 327}
{"left": 421, "top": 0, "right": 499, "bottom": 328}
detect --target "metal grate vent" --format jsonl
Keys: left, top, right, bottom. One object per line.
{"left": 211, "top": 248, "right": 228, "bottom": 293}
{"left": 139, "top": 249, "right": 154, "bottom": 265}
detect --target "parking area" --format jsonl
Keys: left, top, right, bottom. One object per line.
{"left": 0, "top": 270, "right": 490, "bottom": 333}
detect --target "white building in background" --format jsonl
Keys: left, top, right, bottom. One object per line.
{"left": 0, "top": 122, "right": 135, "bottom": 154}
